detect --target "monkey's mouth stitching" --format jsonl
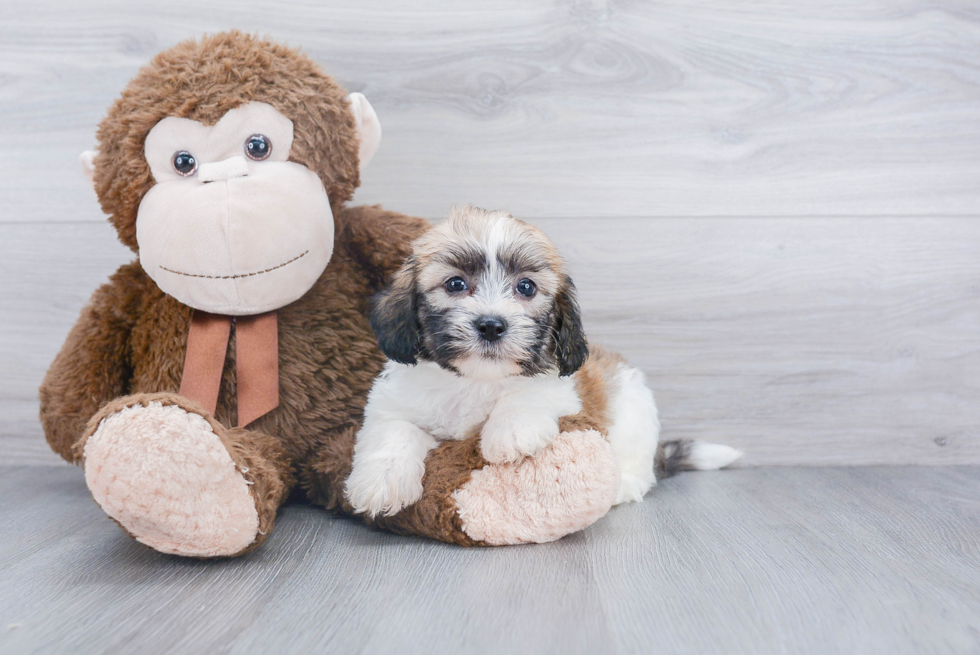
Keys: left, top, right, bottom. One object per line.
{"left": 159, "top": 250, "right": 309, "bottom": 280}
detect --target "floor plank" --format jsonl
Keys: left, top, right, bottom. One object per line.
{"left": 2, "top": 0, "right": 979, "bottom": 221}
{"left": 4, "top": 217, "right": 978, "bottom": 467}
{"left": 1, "top": 465, "right": 977, "bottom": 654}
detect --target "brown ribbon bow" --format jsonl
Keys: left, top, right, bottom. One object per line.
{"left": 179, "top": 310, "right": 280, "bottom": 427}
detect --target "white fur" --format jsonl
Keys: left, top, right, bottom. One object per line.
{"left": 687, "top": 442, "right": 743, "bottom": 470}
{"left": 345, "top": 360, "right": 581, "bottom": 517}
{"left": 605, "top": 364, "right": 661, "bottom": 505}
{"left": 343, "top": 418, "right": 437, "bottom": 518}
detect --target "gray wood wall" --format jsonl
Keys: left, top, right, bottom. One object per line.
{"left": 2, "top": 0, "right": 978, "bottom": 466}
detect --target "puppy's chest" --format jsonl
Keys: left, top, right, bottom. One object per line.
{"left": 416, "top": 389, "right": 503, "bottom": 441}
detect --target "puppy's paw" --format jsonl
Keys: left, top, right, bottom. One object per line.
{"left": 480, "top": 412, "right": 560, "bottom": 464}
{"left": 345, "top": 456, "right": 425, "bottom": 518}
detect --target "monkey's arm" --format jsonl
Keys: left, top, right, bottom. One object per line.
{"left": 39, "top": 262, "right": 145, "bottom": 463}
{"left": 336, "top": 204, "right": 430, "bottom": 288}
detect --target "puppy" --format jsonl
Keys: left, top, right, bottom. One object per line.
{"left": 345, "top": 206, "right": 741, "bottom": 518}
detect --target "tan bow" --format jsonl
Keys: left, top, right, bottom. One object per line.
{"left": 179, "top": 310, "right": 279, "bottom": 427}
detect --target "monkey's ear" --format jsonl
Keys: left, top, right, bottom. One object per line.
{"left": 369, "top": 259, "right": 422, "bottom": 365}
{"left": 80, "top": 150, "right": 97, "bottom": 187}
{"left": 553, "top": 275, "right": 589, "bottom": 377}
{"left": 347, "top": 92, "right": 382, "bottom": 171}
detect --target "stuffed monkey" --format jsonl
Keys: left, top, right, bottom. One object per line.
{"left": 39, "top": 32, "right": 622, "bottom": 557}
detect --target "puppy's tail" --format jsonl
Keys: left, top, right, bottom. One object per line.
{"left": 655, "top": 440, "right": 743, "bottom": 479}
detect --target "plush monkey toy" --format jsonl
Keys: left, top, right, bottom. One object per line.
{"left": 39, "top": 32, "right": 623, "bottom": 557}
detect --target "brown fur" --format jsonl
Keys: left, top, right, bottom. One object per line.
{"left": 92, "top": 31, "right": 361, "bottom": 252}
{"left": 306, "top": 429, "right": 486, "bottom": 546}
{"left": 410, "top": 207, "right": 564, "bottom": 276}
{"left": 38, "top": 31, "right": 495, "bottom": 554}
{"left": 565, "top": 346, "right": 693, "bottom": 480}
{"left": 40, "top": 202, "right": 462, "bottom": 553}
{"left": 558, "top": 344, "right": 625, "bottom": 435}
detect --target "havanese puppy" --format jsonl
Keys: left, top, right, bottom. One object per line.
{"left": 345, "top": 206, "right": 741, "bottom": 518}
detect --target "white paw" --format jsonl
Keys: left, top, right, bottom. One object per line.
{"left": 480, "top": 412, "right": 560, "bottom": 464}
{"left": 345, "top": 456, "right": 425, "bottom": 518}
{"left": 614, "top": 471, "right": 655, "bottom": 505}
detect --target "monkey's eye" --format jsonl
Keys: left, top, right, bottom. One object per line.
{"left": 516, "top": 278, "right": 537, "bottom": 297}
{"left": 445, "top": 277, "right": 468, "bottom": 293}
{"left": 172, "top": 151, "right": 198, "bottom": 177}
{"left": 245, "top": 134, "right": 271, "bottom": 161}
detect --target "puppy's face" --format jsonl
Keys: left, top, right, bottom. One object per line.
{"left": 371, "top": 207, "right": 588, "bottom": 380}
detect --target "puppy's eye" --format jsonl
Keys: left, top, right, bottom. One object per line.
{"left": 445, "top": 277, "right": 468, "bottom": 293}
{"left": 516, "top": 278, "right": 536, "bottom": 297}
{"left": 245, "top": 134, "right": 271, "bottom": 161}
{"left": 172, "top": 151, "right": 198, "bottom": 176}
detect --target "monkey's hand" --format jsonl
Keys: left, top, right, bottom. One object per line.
{"left": 39, "top": 263, "right": 145, "bottom": 462}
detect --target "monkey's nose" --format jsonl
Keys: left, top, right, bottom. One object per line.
{"left": 198, "top": 156, "right": 250, "bottom": 183}
{"left": 476, "top": 317, "right": 507, "bottom": 342}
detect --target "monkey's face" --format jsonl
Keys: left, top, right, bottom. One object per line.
{"left": 136, "top": 102, "right": 334, "bottom": 315}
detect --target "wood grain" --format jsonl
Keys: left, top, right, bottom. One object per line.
{"left": 2, "top": 217, "right": 978, "bottom": 467}
{"left": 2, "top": 1, "right": 978, "bottom": 466}
{"left": 536, "top": 216, "right": 980, "bottom": 466}
{"left": 1, "top": 0, "right": 979, "bottom": 221}
{"left": 1, "top": 465, "right": 978, "bottom": 654}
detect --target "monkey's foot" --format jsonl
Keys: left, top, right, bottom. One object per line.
{"left": 453, "top": 430, "right": 620, "bottom": 545}
{"left": 81, "top": 396, "right": 260, "bottom": 557}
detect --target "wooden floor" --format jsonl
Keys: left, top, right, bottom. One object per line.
{"left": 1, "top": 464, "right": 978, "bottom": 654}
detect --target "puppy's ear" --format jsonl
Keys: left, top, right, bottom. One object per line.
{"left": 370, "top": 258, "right": 423, "bottom": 365}
{"left": 553, "top": 275, "right": 589, "bottom": 376}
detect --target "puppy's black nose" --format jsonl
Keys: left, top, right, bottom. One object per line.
{"left": 476, "top": 316, "right": 507, "bottom": 342}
